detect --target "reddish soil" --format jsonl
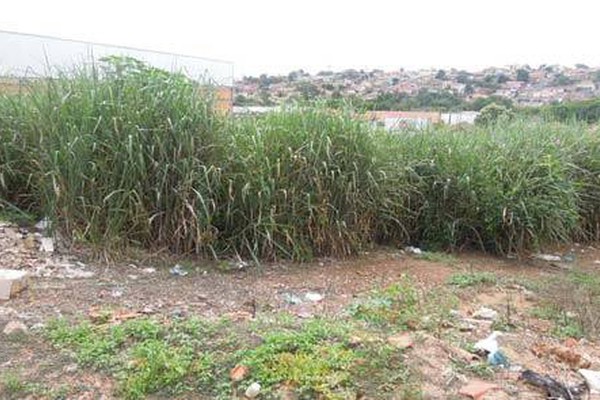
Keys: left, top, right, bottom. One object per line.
{"left": 1, "top": 222, "right": 600, "bottom": 399}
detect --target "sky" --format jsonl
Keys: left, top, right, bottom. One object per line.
{"left": 2, "top": 0, "right": 600, "bottom": 79}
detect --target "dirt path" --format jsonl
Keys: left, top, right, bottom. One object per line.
{"left": 1, "top": 222, "right": 600, "bottom": 399}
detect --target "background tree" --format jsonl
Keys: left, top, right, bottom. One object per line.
{"left": 516, "top": 68, "right": 530, "bottom": 82}
{"left": 475, "top": 103, "right": 514, "bottom": 125}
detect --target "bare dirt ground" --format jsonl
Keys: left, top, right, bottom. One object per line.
{"left": 1, "top": 221, "right": 600, "bottom": 399}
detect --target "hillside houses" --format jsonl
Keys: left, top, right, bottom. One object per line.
{"left": 235, "top": 64, "right": 600, "bottom": 109}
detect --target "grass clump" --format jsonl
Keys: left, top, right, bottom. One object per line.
{"left": 220, "top": 108, "right": 395, "bottom": 260}
{"left": 0, "top": 372, "right": 67, "bottom": 400}
{"left": 1, "top": 373, "right": 27, "bottom": 397}
{"left": 350, "top": 276, "right": 457, "bottom": 333}
{"left": 350, "top": 276, "right": 420, "bottom": 329}
{"left": 239, "top": 320, "right": 356, "bottom": 398}
{"left": 0, "top": 56, "right": 225, "bottom": 255}
{"left": 447, "top": 271, "right": 497, "bottom": 288}
{"left": 530, "top": 305, "right": 585, "bottom": 339}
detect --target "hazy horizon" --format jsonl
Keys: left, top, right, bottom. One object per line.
{"left": 3, "top": 0, "right": 600, "bottom": 78}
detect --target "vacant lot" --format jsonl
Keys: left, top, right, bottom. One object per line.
{"left": 1, "top": 223, "right": 599, "bottom": 399}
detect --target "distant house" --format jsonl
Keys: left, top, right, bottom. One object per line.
{"left": 575, "top": 81, "right": 597, "bottom": 93}
{"left": 365, "top": 111, "right": 441, "bottom": 130}
{"left": 441, "top": 111, "right": 479, "bottom": 125}
{"left": 233, "top": 106, "right": 278, "bottom": 115}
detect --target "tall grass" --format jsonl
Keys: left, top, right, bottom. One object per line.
{"left": 394, "top": 121, "right": 593, "bottom": 253}
{"left": 218, "top": 109, "right": 407, "bottom": 260}
{"left": 0, "top": 57, "right": 225, "bottom": 254}
{"left": 0, "top": 59, "right": 599, "bottom": 260}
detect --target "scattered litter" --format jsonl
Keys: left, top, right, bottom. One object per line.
{"left": 245, "top": 382, "right": 261, "bottom": 398}
{"left": 282, "top": 292, "right": 303, "bottom": 305}
{"left": 234, "top": 260, "right": 250, "bottom": 270}
{"left": 474, "top": 331, "right": 501, "bottom": 354}
{"left": 472, "top": 306, "right": 498, "bottom": 321}
{"left": 58, "top": 264, "right": 95, "bottom": 279}
{"left": 532, "top": 343, "right": 592, "bottom": 370}
{"left": 170, "top": 308, "right": 186, "bottom": 319}
{"left": 386, "top": 332, "right": 413, "bottom": 349}
{"left": 487, "top": 350, "right": 509, "bottom": 367}
{"left": 142, "top": 267, "right": 156, "bottom": 274}
{"left": 459, "top": 321, "right": 476, "bottom": 332}
{"left": 3, "top": 320, "right": 28, "bottom": 336}
{"left": 127, "top": 274, "right": 139, "bottom": 280}
{"left": 0, "top": 307, "right": 17, "bottom": 318}
{"left": 534, "top": 253, "right": 562, "bottom": 262}
{"left": 111, "top": 288, "right": 124, "bottom": 298}
{"left": 458, "top": 380, "right": 499, "bottom": 399}
{"left": 0, "top": 269, "right": 28, "bottom": 300}
{"left": 63, "top": 364, "right": 78, "bottom": 374}
{"left": 404, "top": 246, "right": 422, "bottom": 255}
{"left": 35, "top": 217, "right": 51, "bottom": 232}
{"left": 169, "top": 264, "right": 188, "bottom": 277}
{"left": 578, "top": 369, "right": 600, "bottom": 394}
{"left": 39, "top": 237, "right": 54, "bottom": 253}
{"left": 30, "top": 322, "right": 45, "bottom": 331}
{"left": 520, "top": 369, "right": 585, "bottom": 400}
{"left": 230, "top": 365, "right": 249, "bottom": 382}
{"left": 304, "top": 292, "right": 323, "bottom": 302}
{"left": 474, "top": 331, "right": 509, "bottom": 367}
{"left": 295, "top": 308, "right": 313, "bottom": 319}
{"left": 562, "top": 251, "right": 577, "bottom": 263}
{"left": 140, "top": 306, "right": 156, "bottom": 315}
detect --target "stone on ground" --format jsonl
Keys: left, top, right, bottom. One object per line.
{"left": 386, "top": 332, "right": 414, "bottom": 349}
{"left": 579, "top": 369, "right": 600, "bottom": 394}
{"left": 458, "top": 380, "right": 499, "bottom": 399}
{"left": 0, "top": 269, "right": 28, "bottom": 300}
{"left": 3, "top": 320, "right": 28, "bottom": 335}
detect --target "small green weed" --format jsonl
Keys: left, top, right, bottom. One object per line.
{"left": 447, "top": 271, "right": 497, "bottom": 288}
{"left": 350, "top": 276, "right": 419, "bottom": 329}
{"left": 119, "top": 340, "right": 195, "bottom": 399}
{"left": 530, "top": 305, "right": 584, "bottom": 339}
{"left": 352, "top": 344, "right": 421, "bottom": 399}
{"left": 350, "top": 276, "right": 457, "bottom": 334}
{"left": 419, "top": 251, "right": 458, "bottom": 264}
{"left": 452, "top": 359, "right": 495, "bottom": 379}
{"left": 533, "top": 269, "right": 600, "bottom": 338}
{"left": 46, "top": 318, "right": 126, "bottom": 368}
{"left": 240, "top": 319, "right": 355, "bottom": 398}
{"left": 1, "top": 373, "right": 26, "bottom": 395}
{"left": 0, "top": 373, "right": 66, "bottom": 400}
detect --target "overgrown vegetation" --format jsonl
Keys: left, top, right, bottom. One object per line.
{"left": 523, "top": 98, "right": 600, "bottom": 124}
{"left": 1, "top": 57, "right": 599, "bottom": 260}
